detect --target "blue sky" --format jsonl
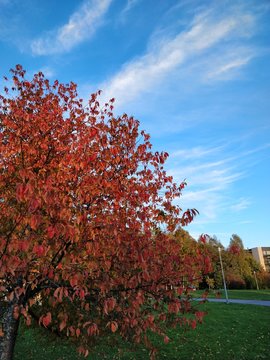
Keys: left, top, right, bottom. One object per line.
{"left": 1, "top": 0, "right": 269, "bottom": 248}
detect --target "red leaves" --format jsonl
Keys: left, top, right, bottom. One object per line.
{"left": 195, "top": 311, "right": 205, "bottom": 323}
{"left": 181, "top": 209, "right": 199, "bottom": 226}
{"left": 19, "top": 240, "right": 29, "bottom": 252}
{"left": 198, "top": 234, "right": 207, "bottom": 244}
{"left": 168, "top": 301, "right": 181, "bottom": 314}
{"left": 59, "top": 320, "right": 67, "bottom": 332}
{"left": 70, "top": 274, "right": 79, "bottom": 287}
{"left": 85, "top": 323, "right": 99, "bottom": 336}
{"left": 28, "top": 197, "right": 40, "bottom": 213}
{"left": 13, "top": 305, "right": 20, "bottom": 320}
{"left": 107, "top": 321, "right": 118, "bottom": 333}
{"left": 177, "top": 287, "right": 184, "bottom": 296}
{"left": 89, "top": 127, "right": 98, "bottom": 138}
{"left": 53, "top": 287, "right": 67, "bottom": 303}
{"left": 33, "top": 244, "right": 45, "bottom": 257}
{"left": 16, "top": 184, "right": 25, "bottom": 201}
{"left": 103, "top": 297, "right": 116, "bottom": 314}
{"left": 203, "top": 256, "right": 212, "bottom": 274}
{"left": 47, "top": 225, "right": 56, "bottom": 239}
{"left": 79, "top": 288, "right": 85, "bottom": 300}
{"left": 39, "top": 312, "right": 52, "bottom": 328}
{"left": 163, "top": 336, "right": 170, "bottom": 344}
{"left": 191, "top": 319, "right": 197, "bottom": 330}
{"left": 78, "top": 346, "right": 89, "bottom": 358}
{"left": 229, "top": 244, "right": 241, "bottom": 255}
{"left": 29, "top": 215, "right": 42, "bottom": 230}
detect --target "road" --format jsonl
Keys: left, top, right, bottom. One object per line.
{"left": 197, "top": 298, "right": 270, "bottom": 306}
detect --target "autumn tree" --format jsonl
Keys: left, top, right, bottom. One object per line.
{"left": 190, "top": 235, "right": 222, "bottom": 289}
{"left": 0, "top": 66, "right": 209, "bottom": 359}
{"left": 228, "top": 234, "right": 244, "bottom": 253}
{"left": 203, "top": 234, "right": 262, "bottom": 290}
{"left": 226, "top": 234, "right": 260, "bottom": 289}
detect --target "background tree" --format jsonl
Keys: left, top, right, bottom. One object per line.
{"left": 226, "top": 237, "right": 260, "bottom": 289}
{"left": 208, "top": 235, "right": 224, "bottom": 250}
{"left": 198, "top": 235, "right": 224, "bottom": 289}
{"left": 228, "top": 234, "right": 244, "bottom": 253}
{"left": 0, "top": 66, "right": 209, "bottom": 359}
{"left": 202, "top": 233, "right": 264, "bottom": 290}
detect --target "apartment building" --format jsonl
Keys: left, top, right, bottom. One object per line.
{"left": 248, "top": 247, "right": 270, "bottom": 272}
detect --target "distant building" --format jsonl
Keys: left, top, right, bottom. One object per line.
{"left": 248, "top": 247, "right": 270, "bottom": 272}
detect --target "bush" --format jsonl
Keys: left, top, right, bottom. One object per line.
{"left": 257, "top": 272, "right": 270, "bottom": 289}
{"left": 244, "top": 275, "right": 256, "bottom": 290}
{"left": 226, "top": 274, "right": 246, "bottom": 289}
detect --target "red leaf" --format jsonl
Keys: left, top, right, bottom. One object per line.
{"left": 191, "top": 319, "right": 197, "bottom": 329}
{"left": 110, "top": 321, "right": 118, "bottom": 333}
{"left": 29, "top": 215, "right": 41, "bottom": 230}
{"left": 70, "top": 274, "right": 79, "bottom": 287}
{"left": 47, "top": 226, "right": 56, "bottom": 239}
{"left": 41, "top": 312, "right": 52, "bottom": 327}
{"left": 164, "top": 336, "right": 169, "bottom": 344}
{"left": 33, "top": 244, "right": 45, "bottom": 257}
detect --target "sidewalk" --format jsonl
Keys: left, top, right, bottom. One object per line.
{"left": 197, "top": 298, "right": 270, "bottom": 306}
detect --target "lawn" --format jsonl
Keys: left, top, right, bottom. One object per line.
{"left": 14, "top": 302, "right": 270, "bottom": 360}
{"left": 193, "top": 289, "right": 270, "bottom": 301}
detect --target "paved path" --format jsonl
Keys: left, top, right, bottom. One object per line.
{"left": 197, "top": 298, "right": 270, "bottom": 307}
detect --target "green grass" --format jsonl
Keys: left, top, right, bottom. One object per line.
{"left": 193, "top": 289, "right": 270, "bottom": 301}
{"left": 14, "top": 302, "right": 270, "bottom": 360}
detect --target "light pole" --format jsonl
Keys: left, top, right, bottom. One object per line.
{"left": 254, "top": 271, "right": 259, "bottom": 290}
{"left": 218, "top": 247, "right": 229, "bottom": 304}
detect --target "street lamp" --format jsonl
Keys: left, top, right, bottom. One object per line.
{"left": 254, "top": 271, "right": 259, "bottom": 290}
{"left": 218, "top": 247, "right": 229, "bottom": 304}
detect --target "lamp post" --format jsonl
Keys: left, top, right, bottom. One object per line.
{"left": 254, "top": 271, "right": 259, "bottom": 290}
{"left": 218, "top": 247, "right": 229, "bottom": 304}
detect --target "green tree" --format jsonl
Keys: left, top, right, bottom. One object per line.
{"left": 229, "top": 234, "right": 244, "bottom": 251}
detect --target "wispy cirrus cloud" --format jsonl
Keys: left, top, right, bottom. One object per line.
{"left": 171, "top": 145, "right": 225, "bottom": 160}
{"left": 117, "top": 0, "right": 141, "bottom": 24}
{"left": 31, "top": 0, "right": 112, "bottom": 56}
{"left": 202, "top": 47, "right": 256, "bottom": 82}
{"left": 230, "top": 198, "right": 251, "bottom": 212}
{"left": 206, "top": 57, "right": 252, "bottom": 79}
{"left": 167, "top": 141, "right": 269, "bottom": 227}
{"left": 120, "top": 0, "right": 140, "bottom": 18}
{"left": 101, "top": 4, "right": 257, "bottom": 105}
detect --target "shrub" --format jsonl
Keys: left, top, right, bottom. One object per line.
{"left": 257, "top": 272, "right": 270, "bottom": 289}
{"left": 226, "top": 274, "right": 246, "bottom": 289}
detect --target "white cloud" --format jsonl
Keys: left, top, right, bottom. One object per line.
{"left": 101, "top": 5, "right": 255, "bottom": 105}
{"left": 203, "top": 51, "right": 254, "bottom": 81}
{"left": 171, "top": 145, "right": 225, "bottom": 160}
{"left": 208, "top": 57, "right": 251, "bottom": 77}
{"left": 230, "top": 198, "right": 251, "bottom": 212}
{"left": 31, "top": 0, "right": 112, "bottom": 55}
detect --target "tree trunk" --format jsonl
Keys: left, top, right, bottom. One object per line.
{"left": 0, "top": 302, "right": 20, "bottom": 360}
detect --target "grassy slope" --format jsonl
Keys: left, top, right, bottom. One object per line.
{"left": 14, "top": 302, "right": 270, "bottom": 360}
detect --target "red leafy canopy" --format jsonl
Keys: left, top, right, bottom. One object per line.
{"left": 0, "top": 65, "right": 208, "bottom": 356}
